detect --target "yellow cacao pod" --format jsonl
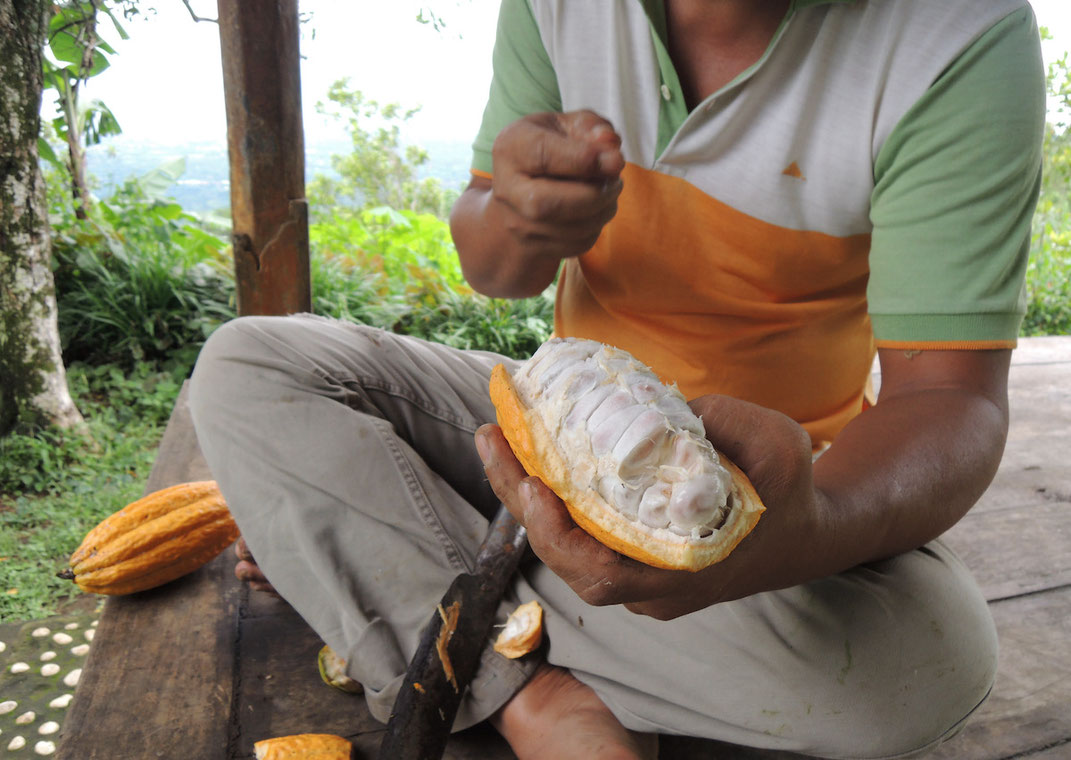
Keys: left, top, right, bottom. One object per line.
{"left": 490, "top": 337, "right": 765, "bottom": 572}
{"left": 254, "top": 733, "right": 352, "bottom": 760}
{"left": 317, "top": 645, "right": 363, "bottom": 694}
{"left": 59, "top": 480, "right": 239, "bottom": 595}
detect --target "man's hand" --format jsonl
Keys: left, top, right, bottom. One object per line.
{"left": 451, "top": 110, "right": 625, "bottom": 299}
{"left": 475, "top": 396, "right": 831, "bottom": 620}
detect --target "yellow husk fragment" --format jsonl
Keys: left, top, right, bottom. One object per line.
{"left": 253, "top": 733, "right": 352, "bottom": 760}
{"left": 494, "top": 600, "right": 544, "bottom": 659}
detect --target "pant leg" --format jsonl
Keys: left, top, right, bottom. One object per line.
{"left": 189, "top": 314, "right": 535, "bottom": 729}
{"left": 190, "top": 314, "right": 998, "bottom": 758}
{"left": 524, "top": 539, "right": 997, "bottom": 759}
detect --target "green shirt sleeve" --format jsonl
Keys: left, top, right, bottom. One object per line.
{"left": 470, "top": 0, "right": 562, "bottom": 175}
{"left": 868, "top": 6, "right": 1045, "bottom": 346}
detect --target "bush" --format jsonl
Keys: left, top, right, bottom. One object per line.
{"left": 308, "top": 205, "right": 553, "bottom": 358}
{"left": 50, "top": 175, "right": 236, "bottom": 373}
{"left": 0, "top": 360, "right": 180, "bottom": 495}
{"left": 1023, "top": 38, "right": 1071, "bottom": 336}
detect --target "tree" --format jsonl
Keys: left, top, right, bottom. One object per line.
{"left": 308, "top": 79, "right": 459, "bottom": 221}
{"left": 40, "top": 1, "right": 125, "bottom": 219}
{"left": 0, "top": 0, "right": 84, "bottom": 436}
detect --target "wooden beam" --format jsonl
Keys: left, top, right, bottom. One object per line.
{"left": 217, "top": 0, "right": 310, "bottom": 316}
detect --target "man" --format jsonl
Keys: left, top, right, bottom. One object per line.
{"left": 190, "top": 1, "right": 1045, "bottom": 757}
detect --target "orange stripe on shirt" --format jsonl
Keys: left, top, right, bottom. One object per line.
{"left": 555, "top": 163, "right": 874, "bottom": 446}
{"left": 875, "top": 339, "right": 1017, "bottom": 351}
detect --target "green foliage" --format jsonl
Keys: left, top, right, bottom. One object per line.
{"left": 0, "top": 362, "right": 174, "bottom": 619}
{"left": 303, "top": 92, "right": 553, "bottom": 356}
{"left": 307, "top": 80, "right": 460, "bottom": 220}
{"left": 1024, "top": 33, "right": 1071, "bottom": 336}
{"left": 0, "top": 362, "right": 179, "bottom": 495}
{"left": 40, "top": 2, "right": 128, "bottom": 207}
{"left": 309, "top": 205, "right": 553, "bottom": 358}
{"left": 49, "top": 162, "right": 236, "bottom": 370}
{"left": 395, "top": 286, "right": 554, "bottom": 359}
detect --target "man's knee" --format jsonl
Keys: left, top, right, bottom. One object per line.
{"left": 189, "top": 316, "right": 300, "bottom": 412}
{"left": 827, "top": 542, "right": 997, "bottom": 758}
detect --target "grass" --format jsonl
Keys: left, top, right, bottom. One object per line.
{"left": 0, "top": 362, "right": 182, "bottom": 621}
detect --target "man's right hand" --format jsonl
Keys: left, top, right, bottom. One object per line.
{"left": 450, "top": 110, "right": 625, "bottom": 298}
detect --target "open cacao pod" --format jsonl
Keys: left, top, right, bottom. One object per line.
{"left": 490, "top": 337, "right": 764, "bottom": 571}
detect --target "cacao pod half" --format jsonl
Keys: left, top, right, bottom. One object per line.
{"left": 490, "top": 337, "right": 765, "bottom": 572}
{"left": 59, "top": 480, "right": 239, "bottom": 595}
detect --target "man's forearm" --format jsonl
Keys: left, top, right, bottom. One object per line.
{"left": 807, "top": 351, "right": 1010, "bottom": 577}
{"left": 450, "top": 184, "right": 562, "bottom": 299}
{"left": 449, "top": 112, "right": 626, "bottom": 299}
{"left": 696, "top": 349, "right": 1012, "bottom": 610}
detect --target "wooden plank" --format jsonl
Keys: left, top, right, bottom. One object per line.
{"left": 973, "top": 362, "right": 1071, "bottom": 515}
{"left": 1017, "top": 741, "right": 1071, "bottom": 759}
{"left": 56, "top": 385, "right": 242, "bottom": 760}
{"left": 229, "top": 593, "right": 381, "bottom": 758}
{"left": 235, "top": 582, "right": 518, "bottom": 758}
{"left": 1008, "top": 336, "right": 1071, "bottom": 366}
{"left": 941, "top": 501, "right": 1071, "bottom": 602}
{"left": 924, "top": 587, "right": 1071, "bottom": 760}
{"left": 144, "top": 381, "right": 213, "bottom": 486}
{"left": 658, "top": 736, "right": 814, "bottom": 759}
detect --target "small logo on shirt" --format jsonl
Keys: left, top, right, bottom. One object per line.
{"left": 782, "top": 162, "right": 806, "bottom": 181}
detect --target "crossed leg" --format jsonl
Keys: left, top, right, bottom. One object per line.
{"left": 191, "top": 315, "right": 997, "bottom": 760}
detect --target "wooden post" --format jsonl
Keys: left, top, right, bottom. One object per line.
{"left": 217, "top": 0, "right": 310, "bottom": 316}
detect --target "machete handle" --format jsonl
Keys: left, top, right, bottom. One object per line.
{"left": 376, "top": 505, "right": 529, "bottom": 760}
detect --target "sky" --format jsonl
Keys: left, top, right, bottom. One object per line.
{"left": 69, "top": 0, "right": 1071, "bottom": 150}
{"left": 77, "top": 1, "right": 499, "bottom": 147}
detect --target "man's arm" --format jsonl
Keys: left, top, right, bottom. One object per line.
{"left": 450, "top": 111, "right": 625, "bottom": 299}
{"left": 809, "top": 348, "right": 1010, "bottom": 567}
{"left": 475, "top": 347, "right": 1010, "bottom": 620}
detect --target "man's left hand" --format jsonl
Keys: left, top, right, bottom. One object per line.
{"left": 474, "top": 395, "right": 831, "bottom": 620}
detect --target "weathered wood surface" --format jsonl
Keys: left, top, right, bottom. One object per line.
{"left": 55, "top": 386, "right": 241, "bottom": 760}
{"left": 56, "top": 338, "right": 1071, "bottom": 759}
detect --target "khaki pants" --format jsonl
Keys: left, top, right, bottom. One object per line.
{"left": 189, "top": 315, "right": 997, "bottom": 759}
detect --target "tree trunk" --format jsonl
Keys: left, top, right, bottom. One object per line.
{"left": 0, "top": 0, "right": 84, "bottom": 436}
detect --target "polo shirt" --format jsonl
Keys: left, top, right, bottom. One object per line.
{"left": 469, "top": 0, "right": 1045, "bottom": 446}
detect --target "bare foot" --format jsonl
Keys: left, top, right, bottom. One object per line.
{"left": 234, "top": 536, "right": 280, "bottom": 595}
{"left": 491, "top": 664, "right": 659, "bottom": 760}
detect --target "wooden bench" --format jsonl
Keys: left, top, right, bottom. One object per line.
{"left": 55, "top": 338, "right": 1071, "bottom": 759}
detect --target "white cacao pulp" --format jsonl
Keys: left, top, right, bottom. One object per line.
{"left": 511, "top": 338, "right": 734, "bottom": 538}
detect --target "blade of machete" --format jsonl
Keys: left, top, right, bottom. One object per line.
{"left": 377, "top": 503, "right": 529, "bottom": 760}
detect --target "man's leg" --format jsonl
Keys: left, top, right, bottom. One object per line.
{"left": 524, "top": 540, "right": 997, "bottom": 759}
{"left": 189, "top": 314, "right": 538, "bottom": 729}
{"left": 190, "top": 315, "right": 996, "bottom": 758}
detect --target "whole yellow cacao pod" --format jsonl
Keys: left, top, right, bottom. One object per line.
{"left": 59, "top": 480, "right": 239, "bottom": 595}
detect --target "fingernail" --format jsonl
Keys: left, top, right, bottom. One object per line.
{"left": 475, "top": 430, "right": 493, "bottom": 465}
{"left": 598, "top": 151, "right": 621, "bottom": 174}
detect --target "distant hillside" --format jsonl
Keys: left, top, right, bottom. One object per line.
{"left": 85, "top": 136, "right": 475, "bottom": 214}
